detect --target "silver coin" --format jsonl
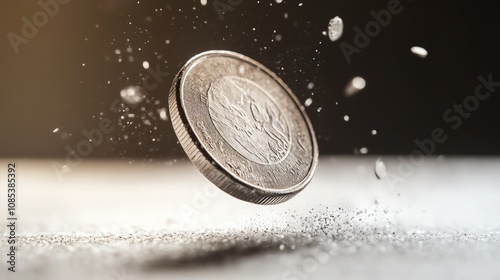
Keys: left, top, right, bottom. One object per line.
{"left": 169, "top": 51, "right": 318, "bottom": 205}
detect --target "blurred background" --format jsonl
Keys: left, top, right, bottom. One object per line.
{"left": 2, "top": 2, "right": 500, "bottom": 279}
{"left": 0, "top": 0, "right": 499, "bottom": 159}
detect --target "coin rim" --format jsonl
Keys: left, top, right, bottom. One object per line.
{"left": 169, "top": 50, "right": 318, "bottom": 204}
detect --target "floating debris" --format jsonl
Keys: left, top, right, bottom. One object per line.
{"left": 410, "top": 46, "right": 428, "bottom": 59}
{"left": 120, "top": 86, "right": 146, "bottom": 106}
{"left": 374, "top": 158, "right": 388, "bottom": 180}
{"left": 345, "top": 76, "right": 366, "bottom": 97}
{"left": 158, "top": 108, "right": 168, "bottom": 121}
{"left": 328, "top": 16, "right": 344, "bottom": 42}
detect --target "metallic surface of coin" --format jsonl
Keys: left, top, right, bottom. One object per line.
{"left": 169, "top": 50, "right": 318, "bottom": 205}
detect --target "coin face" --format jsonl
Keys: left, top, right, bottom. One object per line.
{"left": 169, "top": 51, "right": 318, "bottom": 205}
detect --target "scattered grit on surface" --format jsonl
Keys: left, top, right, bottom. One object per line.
{"left": 2, "top": 158, "right": 500, "bottom": 279}
{"left": 3, "top": 205, "right": 500, "bottom": 280}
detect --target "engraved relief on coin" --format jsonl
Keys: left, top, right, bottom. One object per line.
{"left": 169, "top": 51, "right": 318, "bottom": 204}
{"left": 207, "top": 76, "right": 291, "bottom": 165}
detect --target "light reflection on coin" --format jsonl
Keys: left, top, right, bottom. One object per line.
{"left": 169, "top": 51, "right": 318, "bottom": 204}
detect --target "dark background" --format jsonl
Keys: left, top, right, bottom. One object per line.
{"left": 0, "top": 0, "right": 499, "bottom": 159}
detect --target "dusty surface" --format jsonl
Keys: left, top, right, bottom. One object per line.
{"left": 1, "top": 157, "right": 500, "bottom": 280}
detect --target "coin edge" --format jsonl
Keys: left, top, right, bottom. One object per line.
{"left": 168, "top": 50, "right": 318, "bottom": 205}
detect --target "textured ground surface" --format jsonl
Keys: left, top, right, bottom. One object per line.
{"left": 1, "top": 157, "right": 500, "bottom": 280}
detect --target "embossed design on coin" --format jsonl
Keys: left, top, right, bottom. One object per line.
{"left": 169, "top": 50, "right": 318, "bottom": 205}
{"left": 208, "top": 76, "right": 291, "bottom": 165}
